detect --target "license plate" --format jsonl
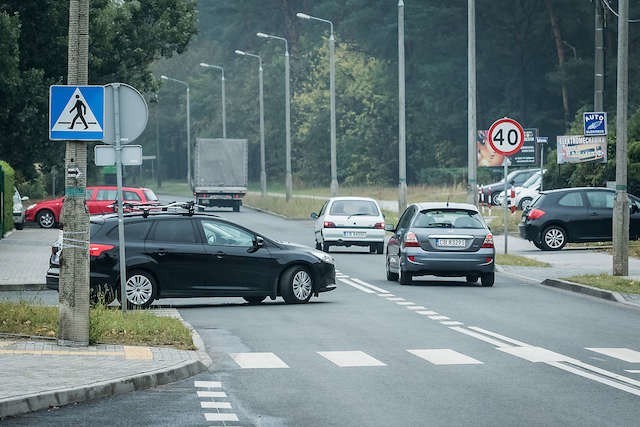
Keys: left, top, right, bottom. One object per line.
{"left": 436, "top": 238, "right": 466, "bottom": 248}
{"left": 344, "top": 231, "right": 366, "bottom": 238}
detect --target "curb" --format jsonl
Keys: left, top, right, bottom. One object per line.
{"left": 0, "top": 284, "right": 47, "bottom": 292}
{"left": 540, "top": 279, "right": 640, "bottom": 310}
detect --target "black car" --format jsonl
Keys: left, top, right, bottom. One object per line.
{"left": 46, "top": 206, "right": 336, "bottom": 308}
{"left": 519, "top": 187, "right": 640, "bottom": 250}
{"left": 480, "top": 168, "right": 540, "bottom": 206}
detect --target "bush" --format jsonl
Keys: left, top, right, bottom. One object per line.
{"left": 0, "top": 160, "right": 16, "bottom": 234}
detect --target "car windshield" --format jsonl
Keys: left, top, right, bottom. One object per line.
{"left": 329, "top": 200, "right": 380, "bottom": 216}
{"left": 413, "top": 209, "right": 485, "bottom": 229}
{"left": 144, "top": 189, "right": 159, "bottom": 202}
{"left": 521, "top": 172, "right": 541, "bottom": 188}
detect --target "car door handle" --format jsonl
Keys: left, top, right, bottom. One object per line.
{"left": 156, "top": 250, "right": 167, "bottom": 256}
{"left": 215, "top": 251, "right": 225, "bottom": 259}
{"left": 590, "top": 212, "right": 598, "bottom": 216}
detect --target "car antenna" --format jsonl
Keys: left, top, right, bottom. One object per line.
{"left": 446, "top": 195, "right": 450, "bottom": 207}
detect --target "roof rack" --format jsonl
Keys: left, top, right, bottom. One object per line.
{"left": 108, "top": 200, "right": 207, "bottom": 217}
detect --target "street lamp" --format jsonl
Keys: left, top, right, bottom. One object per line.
{"left": 199, "top": 63, "right": 226, "bottom": 138}
{"left": 160, "top": 75, "right": 191, "bottom": 188}
{"left": 297, "top": 12, "right": 338, "bottom": 196}
{"left": 235, "top": 50, "right": 267, "bottom": 197}
{"left": 256, "top": 32, "right": 292, "bottom": 202}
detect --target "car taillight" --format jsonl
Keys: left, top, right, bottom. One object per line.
{"left": 403, "top": 231, "right": 420, "bottom": 248}
{"left": 89, "top": 243, "right": 115, "bottom": 257}
{"left": 527, "top": 208, "right": 546, "bottom": 220}
{"left": 482, "top": 233, "right": 494, "bottom": 248}
{"left": 323, "top": 221, "right": 336, "bottom": 228}
{"left": 374, "top": 222, "right": 385, "bottom": 229}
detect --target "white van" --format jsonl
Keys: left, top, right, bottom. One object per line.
{"left": 12, "top": 187, "right": 29, "bottom": 230}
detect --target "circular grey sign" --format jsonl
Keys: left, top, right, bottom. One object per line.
{"left": 102, "top": 83, "right": 148, "bottom": 144}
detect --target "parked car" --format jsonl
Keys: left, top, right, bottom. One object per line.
{"left": 12, "top": 187, "right": 29, "bottom": 230}
{"left": 385, "top": 202, "right": 495, "bottom": 287}
{"left": 494, "top": 170, "right": 545, "bottom": 210}
{"left": 311, "top": 197, "right": 386, "bottom": 254}
{"left": 46, "top": 204, "right": 336, "bottom": 308}
{"left": 25, "top": 186, "right": 159, "bottom": 229}
{"left": 519, "top": 187, "right": 640, "bottom": 251}
{"left": 480, "top": 168, "right": 540, "bottom": 206}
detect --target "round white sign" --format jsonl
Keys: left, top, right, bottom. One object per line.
{"left": 488, "top": 117, "right": 525, "bottom": 156}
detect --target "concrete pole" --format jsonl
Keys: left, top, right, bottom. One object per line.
{"left": 329, "top": 29, "right": 338, "bottom": 196}
{"left": 186, "top": 86, "right": 191, "bottom": 189}
{"left": 221, "top": 72, "right": 227, "bottom": 139}
{"left": 467, "top": 0, "right": 478, "bottom": 206}
{"left": 594, "top": 0, "right": 605, "bottom": 111}
{"left": 398, "top": 0, "right": 407, "bottom": 213}
{"left": 285, "top": 49, "right": 292, "bottom": 201}
{"left": 58, "top": 0, "right": 90, "bottom": 347}
{"left": 613, "top": 0, "right": 629, "bottom": 276}
{"left": 259, "top": 60, "right": 267, "bottom": 197}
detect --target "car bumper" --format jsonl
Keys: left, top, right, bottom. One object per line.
{"left": 12, "top": 213, "right": 24, "bottom": 224}
{"left": 46, "top": 267, "right": 116, "bottom": 292}
{"left": 323, "top": 229, "right": 385, "bottom": 246}
{"left": 519, "top": 223, "right": 538, "bottom": 241}
{"left": 400, "top": 250, "right": 495, "bottom": 276}
{"left": 312, "top": 262, "right": 336, "bottom": 293}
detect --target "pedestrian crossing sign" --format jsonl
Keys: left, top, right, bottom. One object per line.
{"left": 49, "top": 85, "right": 104, "bottom": 141}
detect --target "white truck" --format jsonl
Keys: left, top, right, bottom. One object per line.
{"left": 193, "top": 138, "right": 248, "bottom": 212}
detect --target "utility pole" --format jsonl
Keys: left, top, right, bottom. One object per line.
{"left": 613, "top": 0, "right": 629, "bottom": 276}
{"left": 398, "top": 0, "right": 407, "bottom": 213}
{"left": 594, "top": 0, "right": 605, "bottom": 111}
{"left": 467, "top": 0, "right": 478, "bottom": 206}
{"left": 58, "top": 0, "right": 90, "bottom": 347}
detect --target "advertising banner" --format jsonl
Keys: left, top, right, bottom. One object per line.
{"left": 556, "top": 135, "right": 607, "bottom": 164}
{"left": 477, "top": 128, "right": 537, "bottom": 167}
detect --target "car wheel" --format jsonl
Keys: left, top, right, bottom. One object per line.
{"left": 15, "top": 222, "right": 24, "bottom": 230}
{"left": 399, "top": 268, "right": 413, "bottom": 285}
{"left": 233, "top": 202, "right": 240, "bottom": 212}
{"left": 243, "top": 296, "right": 267, "bottom": 305}
{"left": 121, "top": 269, "right": 156, "bottom": 309}
{"left": 386, "top": 257, "right": 399, "bottom": 281}
{"left": 37, "top": 210, "right": 56, "bottom": 228}
{"left": 519, "top": 197, "right": 533, "bottom": 210}
{"left": 491, "top": 192, "right": 501, "bottom": 206}
{"left": 481, "top": 272, "right": 495, "bottom": 287}
{"left": 376, "top": 243, "right": 384, "bottom": 254}
{"left": 466, "top": 274, "right": 479, "bottom": 283}
{"left": 541, "top": 225, "right": 567, "bottom": 251}
{"left": 532, "top": 240, "right": 544, "bottom": 250}
{"left": 315, "top": 241, "right": 321, "bottom": 250}
{"left": 280, "top": 266, "right": 313, "bottom": 304}
{"left": 322, "top": 242, "right": 330, "bottom": 252}
{"left": 90, "top": 285, "right": 116, "bottom": 306}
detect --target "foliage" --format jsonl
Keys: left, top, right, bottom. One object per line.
{"left": 496, "top": 254, "right": 549, "bottom": 267}
{"left": 0, "top": 160, "right": 16, "bottom": 233}
{"left": 0, "top": 300, "right": 195, "bottom": 349}
{"left": 562, "top": 274, "right": 640, "bottom": 294}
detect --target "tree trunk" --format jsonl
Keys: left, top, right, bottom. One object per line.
{"left": 545, "top": 0, "right": 570, "bottom": 125}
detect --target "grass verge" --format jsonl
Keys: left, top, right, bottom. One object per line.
{"left": 496, "top": 254, "right": 549, "bottom": 267}
{"left": 0, "top": 301, "right": 195, "bottom": 350}
{"left": 560, "top": 274, "right": 640, "bottom": 294}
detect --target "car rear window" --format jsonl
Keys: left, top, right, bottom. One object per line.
{"left": 329, "top": 200, "right": 380, "bottom": 216}
{"left": 413, "top": 209, "right": 485, "bottom": 229}
{"left": 89, "top": 221, "right": 104, "bottom": 238}
{"left": 143, "top": 189, "right": 159, "bottom": 202}
{"left": 106, "top": 221, "right": 152, "bottom": 241}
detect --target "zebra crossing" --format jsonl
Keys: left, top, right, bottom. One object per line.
{"left": 194, "top": 380, "right": 240, "bottom": 425}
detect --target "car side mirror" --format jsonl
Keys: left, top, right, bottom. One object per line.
{"left": 384, "top": 223, "right": 395, "bottom": 232}
{"left": 248, "top": 235, "right": 264, "bottom": 253}
{"left": 310, "top": 212, "right": 318, "bottom": 219}
{"left": 631, "top": 204, "right": 639, "bottom": 214}
{"left": 21, "top": 196, "right": 29, "bottom": 201}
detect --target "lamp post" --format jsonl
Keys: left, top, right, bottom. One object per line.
{"left": 160, "top": 75, "right": 191, "bottom": 188}
{"left": 199, "top": 63, "right": 226, "bottom": 138}
{"left": 257, "top": 32, "right": 292, "bottom": 202}
{"left": 297, "top": 12, "right": 338, "bottom": 196}
{"left": 235, "top": 50, "right": 267, "bottom": 197}
{"left": 397, "top": 1, "right": 407, "bottom": 213}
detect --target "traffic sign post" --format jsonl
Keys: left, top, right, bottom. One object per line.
{"left": 488, "top": 117, "right": 525, "bottom": 256}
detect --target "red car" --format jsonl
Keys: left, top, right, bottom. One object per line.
{"left": 24, "top": 186, "right": 159, "bottom": 228}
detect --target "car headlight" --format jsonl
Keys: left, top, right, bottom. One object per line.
{"left": 311, "top": 249, "right": 334, "bottom": 264}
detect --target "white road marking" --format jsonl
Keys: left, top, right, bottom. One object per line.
{"left": 449, "top": 326, "right": 513, "bottom": 347}
{"left": 379, "top": 293, "right": 394, "bottom": 297}
{"left": 586, "top": 348, "right": 640, "bottom": 363}
{"left": 351, "top": 278, "right": 390, "bottom": 293}
{"left": 428, "top": 315, "right": 450, "bottom": 320}
{"left": 194, "top": 380, "right": 221, "bottom": 388}
{"left": 567, "top": 359, "right": 640, "bottom": 388}
{"left": 441, "top": 321, "right": 463, "bottom": 326}
{"left": 397, "top": 301, "right": 415, "bottom": 306}
{"left": 386, "top": 297, "right": 405, "bottom": 301}
{"left": 197, "top": 391, "right": 227, "bottom": 398}
{"left": 547, "top": 361, "right": 640, "bottom": 397}
{"left": 626, "top": 370, "right": 640, "bottom": 373}
{"left": 416, "top": 310, "right": 438, "bottom": 315}
{"left": 201, "top": 401, "right": 232, "bottom": 409}
{"left": 204, "top": 413, "right": 240, "bottom": 422}
{"left": 318, "top": 351, "right": 386, "bottom": 367}
{"left": 406, "top": 306, "right": 426, "bottom": 310}
{"left": 408, "top": 349, "right": 483, "bottom": 365}
{"left": 498, "top": 346, "right": 573, "bottom": 363}
{"left": 467, "top": 326, "right": 530, "bottom": 347}
{"left": 230, "top": 352, "right": 289, "bottom": 369}
{"left": 338, "top": 278, "right": 376, "bottom": 293}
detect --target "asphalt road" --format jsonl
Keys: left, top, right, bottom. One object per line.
{"left": 6, "top": 206, "right": 640, "bottom": 426}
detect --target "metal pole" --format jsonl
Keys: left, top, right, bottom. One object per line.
{"left": 285, "top": 48, "right": 292, "bottom": 201}
{"left": 112, "top": 84, "right": 127, "bottom": 312}
{"left": 594, "top": 0, "right": 605, "bottom": 111}
{"left": 398, "top": 0, "right": 407, "bottom": 213}
{"left": 467, "top": 0, "right": 478, "bottom": 206}
{"left": 186, "top": 86, "right": 191, "bottom": 189}
{"left": 539, "top": 145, "right": 544, "bottom": 191}
{"left": 155, "top": 94, "right": 161, "bottom": 187}
{"left": 329, "top": 28, "right": 338, "bottom": 196}
{"left": 259, "top": 59, "right": 266, "bottom": 197}
{"left": 503, "top": 160, "right": 509, "bottom": 254}
{"left": 613, "top": 0, "right": 629, "bottom": 276}
{"left": 221, "top": 71, "right": 227, "bottom": 139}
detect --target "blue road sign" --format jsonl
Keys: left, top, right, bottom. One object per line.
{"left": 49, "top": 85, "right": 104, "bottom": 141}
{"left": 583, "top": 112, "right": 607, "bottom": 136}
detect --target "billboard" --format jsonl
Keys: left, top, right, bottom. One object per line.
{"left": 556, "top": 135, "right": 607, "bottom": 164}
{"left": 477, "top": 128, "right": 538, "bottom": 167}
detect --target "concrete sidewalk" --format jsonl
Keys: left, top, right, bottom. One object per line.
{"left": 1, "top": 217, "right": 640, "bottom": 418}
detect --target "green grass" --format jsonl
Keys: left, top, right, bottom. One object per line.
{"left": 496, "top": 253, "right": 550, "bottom": 267}
{"left": 0, "top": 300, "right": 195, "bottom": 350}
{"left": 561, "top": 274, "right": 640, "bottom": 294}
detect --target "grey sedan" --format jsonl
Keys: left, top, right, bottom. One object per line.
{"left": 385, "top": 202, "right": 495, "bottom": 286}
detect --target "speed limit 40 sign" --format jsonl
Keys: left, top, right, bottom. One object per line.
{"left": 488, "top": 117, "right": 525, "bottom": 156}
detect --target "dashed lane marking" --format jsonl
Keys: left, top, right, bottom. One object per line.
{"left": 338, "top": 278, "right": 376, "bottom": 293}
{"left": 350, "top": 278, "right": 390, "bottom": 293}
{"left": 406, "top": 306, "right": 427, "bottom": 310}
{"left": 318, "top": 351, "right": 387, "bottom": 367}
{"left": 204, "top": 413, "right": 240, "bottom": 422}
{"left": 416, "top": 311, "right": 438, "bottom": 316}
{"left": 194, "top": 380, "right": 221, "bottom": 388}
{"left": 408, "top": 349, "right": 483, "bottom": 365}
{"left": 230, "top": 352, "right": 289, "bottom": 369}
{"left": 197, "top": 391, "right": 227, "bottom": 398}
{"left": 586, "top": 348, "right": 640, "bottom": 363}
{"left": 397, "top": 301, "right": 415, "bottom": 306}
{"left": 201, "top": 401, "right": 232, "bottom": 409}
{"left": 428, "top": 315, "right": 450, "bottom": 321}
